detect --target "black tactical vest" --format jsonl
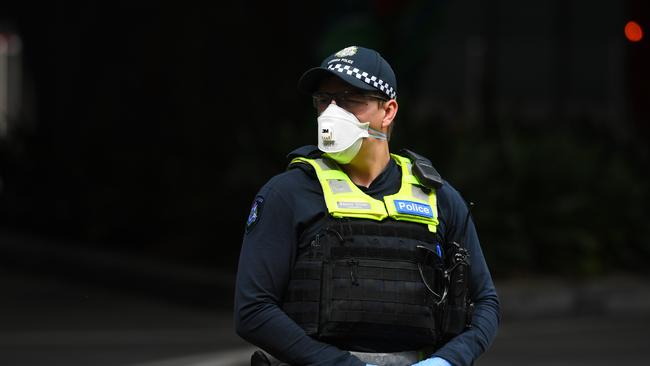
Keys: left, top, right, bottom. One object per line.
{"left": 281, "top": 218, "right": 446, "bottom": 352}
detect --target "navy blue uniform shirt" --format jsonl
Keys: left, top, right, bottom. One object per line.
{"left": 234, "top": 148, "right": 500, "bottom": 366}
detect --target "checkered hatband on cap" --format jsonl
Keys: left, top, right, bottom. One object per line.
{"left": 328, "top": 64, "right": 397, "bottom": 99}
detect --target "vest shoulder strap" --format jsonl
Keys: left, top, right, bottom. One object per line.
{"left": 286, "top": 145, "right": 323, "bottom": 176}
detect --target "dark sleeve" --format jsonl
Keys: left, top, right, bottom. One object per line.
{"left": 432, "top": 184, "right": 501, "bottom": 366}
{"left": 233, "top": 177, "right": 365, "bottom": 366}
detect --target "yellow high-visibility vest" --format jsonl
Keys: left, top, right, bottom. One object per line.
{"left": 291, "top": 154, "right": 439, "bottom": 232}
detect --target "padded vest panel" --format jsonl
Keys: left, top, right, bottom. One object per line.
{"left": 282, "top": 218, "right": 445, "bottom": 351}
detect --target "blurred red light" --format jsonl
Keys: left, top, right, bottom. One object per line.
{"left": 625, "top": 21, "right": 643, "bottom": 42}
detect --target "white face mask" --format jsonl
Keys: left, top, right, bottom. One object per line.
{"left": 317, "top": 104, "right": 387, "bottom": 164}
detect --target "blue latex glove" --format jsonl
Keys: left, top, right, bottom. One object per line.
{"left": 411, "top": 357, "right": 452, "bottom": 366}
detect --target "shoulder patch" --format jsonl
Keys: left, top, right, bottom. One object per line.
{"left": 246, "top": 196, "right": 265, "bottom": 232}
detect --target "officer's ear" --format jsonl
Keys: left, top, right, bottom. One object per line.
{"left": 381, "top": 99, "right": 398, "bottom": 130}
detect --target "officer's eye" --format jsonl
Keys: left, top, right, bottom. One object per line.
{"left": 339, "top": 94, "right": 367, "bottom": 105}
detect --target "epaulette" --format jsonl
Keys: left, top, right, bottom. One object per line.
{"left": 400, "top": 148, "right": 443, "bottom": 189}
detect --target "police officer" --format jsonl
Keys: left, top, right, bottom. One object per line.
{"left": 234, "top": 46, "right": 500, "bottom": 366}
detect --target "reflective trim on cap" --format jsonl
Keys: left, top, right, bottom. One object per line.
{"left": 328, "top": 64, "right": 396, "bottom": 99}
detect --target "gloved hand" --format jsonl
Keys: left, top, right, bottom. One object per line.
{"left": 411, "top": 357, "right": 452, "bottom": 366}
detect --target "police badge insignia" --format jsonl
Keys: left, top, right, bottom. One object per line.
{"left": 246, "top": 196, "right": 264, "bottom": 232}
{"left": 335, "top": 46, "right": 358, "bottom": 57}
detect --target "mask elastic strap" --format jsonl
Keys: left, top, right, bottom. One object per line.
{"left": 368, "top": 127, "right": 387, "bottom": 141}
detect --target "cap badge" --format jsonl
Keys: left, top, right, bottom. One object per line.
{"left": 335, "top": 46, "right": 358, "bottom": 57}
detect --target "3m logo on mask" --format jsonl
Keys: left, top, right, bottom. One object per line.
{"left": 394, "top": 200, "right": 433, "bottom": 218}
{"left": 321, "top": 128, "right": 335, "bottom": 146}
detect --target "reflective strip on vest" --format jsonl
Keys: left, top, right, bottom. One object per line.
{"left": 291, "top": 154, "right": 439, "bottom": 232}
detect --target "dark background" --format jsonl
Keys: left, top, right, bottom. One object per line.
{"left": 0, "top": 1, "right": 649, "bottom": 364}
